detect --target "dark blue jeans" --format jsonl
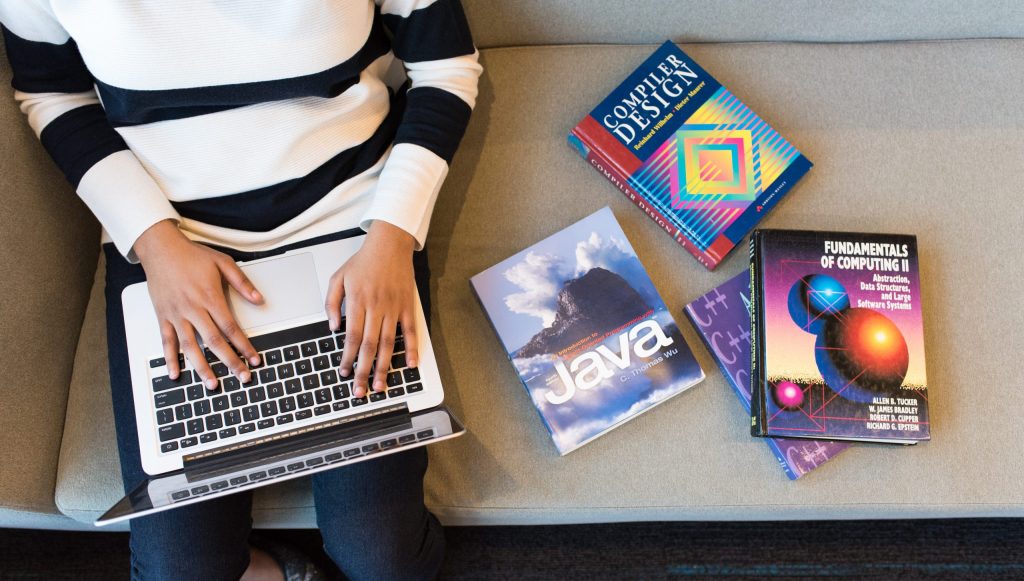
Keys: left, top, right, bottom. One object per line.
{"left": 104, "top": 229, "right": 443, "bottom": 581}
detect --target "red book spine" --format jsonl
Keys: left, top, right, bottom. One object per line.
{"left": 570, "top": 116, "right": 719, "bottom": 270}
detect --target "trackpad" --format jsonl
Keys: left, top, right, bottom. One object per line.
{"left": 227, "top": 252, "right": 323, "bottom": 330}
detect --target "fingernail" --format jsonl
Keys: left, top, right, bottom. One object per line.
{"left": 329, "top": 317, "right": 337, "bottom": 332}
{"left": 355, "top": 386, "right": 365, "bottom": 397}
{"left": 341, "top": 366, "right": 350, "bottom": 377}
{"left": 408, "top": 358, "right": 418, "bottom": 367}
{"left": 241, "top": 370, "right": 252, "bottom": 382}
{"left": 206, "top": 379, "right": 218, "bottom": 390}
{"left": 250, "top": 356, "right": 261, "bottom": 366}
{"left": 252, "top": 290, "right": 263, "bottom": 302}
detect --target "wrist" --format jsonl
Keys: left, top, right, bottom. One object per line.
{"left": 366, "top": 220, "right": 417, "bottom": 254}
{"left": 133, "top": 219, "right": 187, "bottom": 264}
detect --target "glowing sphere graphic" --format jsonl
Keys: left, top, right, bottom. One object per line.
{"left": 772, "top": 380, "right": 805, "bottom": 410}
{"left": 788, "top": 275, "right": 850, "bottom": 334}
{"left": 815, "top": 308, "right": 909, "bottom": 403}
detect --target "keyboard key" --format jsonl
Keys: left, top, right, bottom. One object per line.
{"left": 249, "top": 354, "right": 264, "bottom": 369}
{"left": 186, "top": 419, "right": 204, "bottom": 435}
{"left": 150, "top": 357, "right": 165, "bottom": 368}
{"left": 295, "top": 359, "right": 312, "bottom": 375}
{"left": 335, "top": 334, "right": 347, "bottom": 350}
{"left": 257, "top": 419, "right": 275, "bottom": 430}
{"left": 238, "top": 423, "right": 256, "bottom": 435}
{"left": 230, "top": 392, "right": 247, "bottom": 407}
{"left": 211, "top": 480, "right": 229, "bottom": 491}
{"left": 241, "top": 374, "right": 258, "bottom": 388}
{"left": 258, "top": 368, "right": 276, "bottom": 384}
{"left": 392, "top": 353, "right": 407, "bottom": 369}
{"left": 225, "top": 410, "right": 242, "bottom": 426}
{"left": 260, "top": 401, "right": 279, "bottom": 418}
{"left": 343, "top": 448, "right": 360, "bottom": 458}
{"left": 186, "top": 384, "right": 205, "bottom": 401}
{"left": 325, "top": 452, "right": 343, "bottom": 462}
{"left": 319, "top": 370, "right": 339, "bottom": 386}
{"left": 284, "top": 378, "right": 302, "bottom": 394}
{"left": 380, "top": 438, "right": 397, "bottom": 449}
{"left": 158, "top": 422, "right": 185, "bottom": 440}
{"left": 301, "top": 342, "right": 318, "bottom": 357}
{"left": 266, "top": 382, "right": 284, "bottom": 398}
{"left": 249, "top": 470, "right": 267, "bottom": 480}
{"left": 362, "top": 443, "right": 380, "bottom": 453}
{"left": 193, "top": 399, "right": 212, "bottom": 416}
{"left": 156, "top": 408, "right": 174, "bottom": 425}
{"left": 386, "top": 372, "right": 402, "bottom": 387}
{"left": 369, "top": 392, "right": 387, "bottom": 402}
{"left": 279, "top": 397, "right": 297, "bottom": 413}
{"left": 297, "top": 393, "right": 314, "bottom": 408}
{"left": 330, "top": 352, "right": 343, "bottom": 367}
{"left": 416, "top": 429, "right": 434, "bottom": 439}
{"left": 242, "top": 405, "right": 259, "bottom": 422}
{"left": 286, "top": 462, "right": 304, "bottom": 471}
{"left": 314, "top": 405, "right": 331, "bottom": 416}
{"left": 387, "top": 387, "right": 405, "bottom": 398}
{"left": 152, "top": 371, "right": 192, "bottom": 392}
{"left": 174, "top": 404, "right": 193, "bottom": 421}
{"left": 277, "top": 414, "right": 294, "bottom": 425}
{"left": 265, "top": 350, "right": 283, "bottom": 365}
{"left": 191, "top": 485, "right": 210, "bottom": 495}
{"left": 398, "top": 434, "right": 416, "bottom": 444}
{"left": 212, "top": 395, "right": 229, "bottom": 412}
{"left": 333, "top": 384, "right": 350, "bottom": 400}
{"left": 302, "top": 375, "right": 320, "bottom": 390}
{"left": 205, "top": 415, "right": 223, "bottom": 431}
{"left": 200, "top": 433, "right": 217, "bottom": 444}
{"left": 211, "top": 363, "right": 229, "bottom": 378}
{"left": 181, "top": 437, "right": 198, "bottom": 448}
{"left": 318, "top": 338, "right": 335, "bottom": 353}
{"left": 394, "top": 337, "right": 405, "bottom": 353}
{"left": 248, "top": 386, "right": 267, "bottom": 403}
{"left": 283, "top": 346, "right": 300, "bottom": 361}
{"left": 313, "top": 355, "right": 329, "bottom": 371}
{"left": 154, "top": 389, "right": 185, "bottom": 408}
{"left": 223, "top": 377, "right": 241, "bottom": 392}
{"left": 403, "top": 368, "right": 421, "bottom": 383}
{"left": 306, "top": 458, "right": 323, "bottom": 467}
{"left": 314, "top": 388, "right": 332, "bottom": 405}
{"left": 269, "top": 467, "right": 286, "bottom": 476}
{"left": 277, "top": 363, "right": 296, "bottom": 379}
{"left": 230, "top": 476, "right": 247, "bottom": 486}
{"left": 171, "top": 490, "right": 190, "bottom": 501}
{"left": 160, "top": 442, "right": 178, "bottom": 453}
{"left": 407, "top": 383, "right": 424, "bottom": 393}
{"left": 295, "top": 410, "right": 313, "bottom": 420}
{"left": 203, "top": 348, "right": 219, "bottom": 363}
{"left": 332, "top": 401, "right": 350, "bottom": 412}
{"left": 219, "top": 427, "right": 237, "bottom": 439}
{"left": 352, "top": 397, "right": 367, "bottom": 407}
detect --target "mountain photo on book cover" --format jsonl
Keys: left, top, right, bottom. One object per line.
{"left": 471, "top": 208, "right": 704, "bottom": 454}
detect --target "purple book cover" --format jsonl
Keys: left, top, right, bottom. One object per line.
{"left": 471, "top": 207, "right": 705, "bottom": 455}
{"left": 685, "top": 271, "right": 849, "bottom": 479}
{"left": 751, "top": 229, "right": 930, "bottom": 443}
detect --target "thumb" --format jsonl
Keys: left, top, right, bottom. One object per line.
{"left": 220, "top": 259, "right": 263, "bottom": 305}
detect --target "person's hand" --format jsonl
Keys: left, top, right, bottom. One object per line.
{"left": 325, "top": 221, "right": 419, "bottom": 397}
{"left": 133, "top": 220, "right": 264, "bottom": 390}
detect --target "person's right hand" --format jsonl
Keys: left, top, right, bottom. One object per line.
{"left": 133, "top": 220, "right": 264, "bottom": 390}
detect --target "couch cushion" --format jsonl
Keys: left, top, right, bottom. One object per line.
{"left": 56, "top": 40, "right": 1024, "bottom": 526}
{"left": 464, "top": 0, "right": 1024, "bottom": 47}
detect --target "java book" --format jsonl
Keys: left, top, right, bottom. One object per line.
{"left": 470, "top": 207, "right": 705, "bottom": 455}
{"left": 569, "top": 41, "right": 812, "bottom": 271}
{"left": 750, "top": 229, "right": 930, "bottom": 444}
{"left": 685, "top": 271, "right": 849, "bottom": 479}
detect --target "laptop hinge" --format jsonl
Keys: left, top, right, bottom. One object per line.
{"left": 181, "top": 403, "right": 410, "bottom": 474}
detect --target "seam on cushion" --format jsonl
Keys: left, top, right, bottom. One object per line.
{"left": 0, "top": 501, "right": 64, "bottom": 513}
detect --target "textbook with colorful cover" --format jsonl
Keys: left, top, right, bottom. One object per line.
{"left": 569, "top": 41, "right": 812, "bottom": 271}
{"left": 685, "top": 271, "right": 849, "bottom": 479}
{"left": 470, "top": 207, "right": 705, "bottom": 455}
{"left": 749, "top": 229, "right": 930, "bottom": 444}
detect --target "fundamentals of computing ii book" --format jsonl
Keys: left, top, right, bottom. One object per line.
{"left": 470, "top": 207, "right": 705, "bottom": 455}
{"left": 749, "top": 229, "right": 930, "bottom": 444}
{"left": 569, "top": 41, "right": 812, "bottom": 270}
{"left": 685, "top": 271, "right": 850, "bottom": 479}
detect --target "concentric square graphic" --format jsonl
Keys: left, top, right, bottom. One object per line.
{"left": 672, "top": 128, "right": 756, "bottom": 209}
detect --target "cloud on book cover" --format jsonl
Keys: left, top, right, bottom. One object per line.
{"left": 502, "top": 230, "right": 648, "bottom": 326}
{"left": 545, "top": 382, "right": 684, "bottom": 451}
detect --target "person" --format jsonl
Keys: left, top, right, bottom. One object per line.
{"left": 1, "top": 1, "right": 481, "bottom": 579}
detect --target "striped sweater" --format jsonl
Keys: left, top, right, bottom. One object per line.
{"left": 0, "top": 1, "right": 482, "bottom": 260}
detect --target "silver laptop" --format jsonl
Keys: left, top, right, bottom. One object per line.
{"left": 97, "top": 234, "right": 463, "bottom": 526}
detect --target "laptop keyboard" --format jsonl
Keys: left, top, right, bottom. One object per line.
{"left": 149, "top": 320, "right": 424, "bottom": 454}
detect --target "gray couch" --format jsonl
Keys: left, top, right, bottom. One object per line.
{"left": 2, "top": 2, "right": 1023, "bottom": 531}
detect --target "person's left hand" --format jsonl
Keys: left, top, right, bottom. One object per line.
{"left": 325, "top": 221, "right": 420, "bottom": 397}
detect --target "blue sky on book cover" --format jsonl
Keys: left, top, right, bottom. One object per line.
{"left": 471, "top": 207, "right": 704, "bottom": 454}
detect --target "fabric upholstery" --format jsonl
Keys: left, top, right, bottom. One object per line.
{"left": 0, "top": 37, "right": 99, "bottom": 521}
{"left": 463, "top": 0, "right": 1024, "bottom": 48}
{"left": 53, "top": 40, "right": 1024, "bottom": 526}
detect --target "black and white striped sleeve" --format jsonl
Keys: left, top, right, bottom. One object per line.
{"left": 362, "top": 0, "right": 482, "bottom": 247}
{"left": 1, "top": 4, "right": 179, "bottom": 260}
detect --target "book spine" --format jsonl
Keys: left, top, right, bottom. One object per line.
{"left": 749, "top": 232, "right": 768, "bottom": 437}
{"left": 766, "top": 439, "right": 801, "bottom": 480}
{"left": 569, "top": 127, "right": 719, "bottom": 270}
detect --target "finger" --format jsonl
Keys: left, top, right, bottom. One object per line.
{"left": 219, "top": 258, "right": 263, "bottom": 305}
{"left": 339, "top": 297, "right": 364, "bottom": 379}
{"left": 354, "top": 311, "right": 383, "bottom": 398}
{"left": 401, "top": 311, "right": 419, "bottom": 369}
{"left": 175, "top": 320, "right": 219, "bottom": 390}
{"left": 160, "top": 320, "right": 181, "bottom": 380}
{"left": 194, "top": 311, "right": 252, "bottom": 385}
{"left": 209, "top": 299, "right": 260, "bottom": 368}
{"left": 324, "top": 272, "right": 345, "bottom": 332}
{"left": 372, "top": 316, "right": 398, "bottom": 393}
